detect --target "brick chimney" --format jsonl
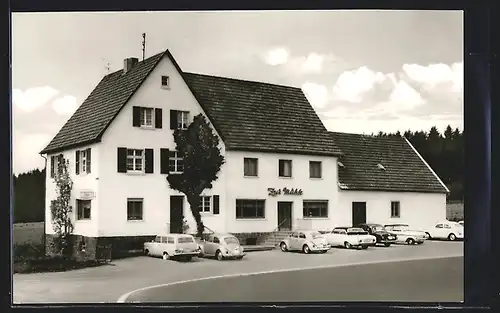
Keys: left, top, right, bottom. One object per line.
{"left": 123, "top": 57, "right": 139, "bottom": 74}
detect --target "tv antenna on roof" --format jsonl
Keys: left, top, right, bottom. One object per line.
{"left": 101, "top": 57, "right": 111, "bottom": 74}
{"left": 142, "top": 33, "right": 146, "bottom": 61}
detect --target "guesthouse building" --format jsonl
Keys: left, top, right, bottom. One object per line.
{"left": 40, "top": 49, "right": 448, "bottom": 259}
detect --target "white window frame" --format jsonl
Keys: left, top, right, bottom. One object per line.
{"left": 127, "top": 149, "right": 145, "bottom": 172}
{"left": 200, "top": 196, "right": 212, "bottom": 213}
{"left": 279, "top": 159, "right": 293, "bottom": 178}
{"left": 127, "top": 198, "right": 144, "bottom": 221}
{"left": 161, "top": 75, "right": 170, "bottom": 89}
{"left": 169, "top": 151, "right": 184, "bottom": 173}
{"left": 78, "top": 149, "right": 87, "bottom": 174}
{"left": 243, "top": 158, "right": 258, "bottom": 177}
{"left": 177, "top": 111, "right": 189, "bottom": 129}
{"left": 76, "top": 199, "right": 91, "bottom": 220}
{"left": 140, "top": 107, "right": 154, "bottom": 128}
{"left": 391, "top": 201, "right": 401, "bottom": 218}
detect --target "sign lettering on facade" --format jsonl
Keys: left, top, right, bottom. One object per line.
{"left": 80, "top": 190, "right": 95, "bottom": 200}
{"left": 268, "top": 187, "right": 303, "bottom": 196}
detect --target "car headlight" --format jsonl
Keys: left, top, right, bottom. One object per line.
{"left": 312, "top": 243, "right": 317, "bottom": 248}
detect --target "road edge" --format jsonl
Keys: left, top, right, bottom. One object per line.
{"left": 117, "top": 254, "right": 463, "bottom": 303}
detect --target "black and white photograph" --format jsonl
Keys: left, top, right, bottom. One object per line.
{"left": 12, "top": 10, "right": 464, "bottom": 303}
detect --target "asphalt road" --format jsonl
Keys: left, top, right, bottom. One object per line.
{"left": 125, "top": 256, "right": 464, "bottom": 303}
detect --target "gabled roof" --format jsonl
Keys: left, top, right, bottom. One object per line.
{"left": 41, "top": 49, "right": 341, "bottom": 157}
{"left": 329, "top": 132, "right": 449, "bottom": 193}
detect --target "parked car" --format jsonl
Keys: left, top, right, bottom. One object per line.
{"left": 279, "top": 230, "right": 330, "bottom": 254}
{"left": 355, "top": 223, "right": 398, "bottom": 247}
{"left": 384, "top": 224, "right": 427, "bottom": 245}
{"left": 199, "top": 233, "right": 246, "bottom": 260}
{"left": 322, "top": 227, "right": 377, "bottom": 249}
{"left": 144, "top": 234, "right": 201, "bottom": 261}
{"left": 425, "top": 221, "right": 464, "bottom": 241}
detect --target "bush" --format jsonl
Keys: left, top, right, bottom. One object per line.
{"left": 14, "top": 255, "right": 110, "bottom": 274}
{"left": 13, "top": 243, "right": 44, "bottom": 261}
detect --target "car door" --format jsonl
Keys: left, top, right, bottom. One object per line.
{"left": 442, "top": 224, "right": 452, "bottom": 238}
{"left": 331, "top": 229, "right": 343, "bottom": 246}
{"left": 298, "top": 232, "right": 307, "bottom": 249}
{"left": 204, "top": 235, "right": 215, "bottom": 256}
{"left": 433, "top": 224, "right": 444, "bottom": 238}
{"left": 151, "top": 236, "right": 161, "bottom": 256}
{"left": 288, "top": 232, "right": 298, "bottom": 250}
{"left": 212, "top": 236, "right": 221, "bottom": 255}
{"left": 390, "top": 227, "right": 405, "bottom": 242}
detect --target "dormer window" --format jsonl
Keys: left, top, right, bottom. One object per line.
{"left": 377, "top": 163, "right": 386, "bottom": 170}
{"left": 161, "top": 75, "right": 170, "bottom": 89}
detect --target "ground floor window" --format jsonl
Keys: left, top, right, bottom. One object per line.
{"left": 391, "top": 201, "right": 400, "bottom": 218}
{"left": 76, "top": 199, "right": 91, "bottom": 220}
{"left": 236, "top": 199, "right": 265, "bottom": 219}
{"left": 127, "top": 198, "right": 143, "bottom": 221}
{"left": 200, "top": 196, "right": 212, "bottom": 213}
{"left": 303, "top": 200, "right": 328, "bottom": 218}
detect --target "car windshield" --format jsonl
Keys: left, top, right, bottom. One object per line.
{"left": 224, "top": 237, "right": 239, "bottom": 244}
{"left": 372, "top": 225, "right": 384, "bottom": 231}
{"left": 177, "top": 237, "right": 194, "bottom": 243}
{"left": 311, "top": 232, "right": 323, "bottom": 239}
{"left": 347, "top": 228, "right": 367, "bottom": 234}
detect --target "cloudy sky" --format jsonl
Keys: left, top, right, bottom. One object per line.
{"left": 12, "top": 10, "right": 463, "bottom": 175}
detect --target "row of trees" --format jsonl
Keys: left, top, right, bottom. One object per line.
{"left": 13, "top": 119, "right": 463, "bottom": 239}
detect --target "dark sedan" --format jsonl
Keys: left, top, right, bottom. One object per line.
{"left": 355, "top": 223, "right": 397, "bottom": 247}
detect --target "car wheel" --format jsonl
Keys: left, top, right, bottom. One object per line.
{"left": 344, "top": 242, "right": 352, "bottom": 249}
{"left": 280, "top": 242, "right": 288, "bottom": 252}
{"left": 302, "top": 245, "right": 310, "bottom": 254}
{"left": 144, "top": 249, "right": 149, "bottom": 256}
{"left": 185, "top": 256, "right": 192, "bottom": 262}
{"left": 406, "top": 238, "right": 416, "bottom": 245}
{"left": 448, "top": 233, "right": 457, "bottom": 241}
{"left": 236, "top": 256, "right": 244, "bottom": 260}
{"left": 425, "top": 232, "right": 432, "bottom": 239}
{"left": 361, "top": 245, "right": 368, "bottom": 249}
{"left": 216, "top": 250, "right": 224, "bottom": 261}
{"left": 384, "top": 243, "right": 391, "bottom": 247}
{"left": 162, "top": 252, "right": 170, "bottom": 260}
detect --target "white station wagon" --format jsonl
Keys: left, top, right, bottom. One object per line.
{"left": 144, "top": 234, "right": 201, "bottom": 261}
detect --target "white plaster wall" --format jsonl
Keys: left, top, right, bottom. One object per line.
{"left": 224, "top": 151, "right": 339, "bottom": 233}
{"left": 44, "top": 144, "right": 100, "bottom": 237}
{"left": 337, "top": 190, "right": 447, "bottom": 231}
{"left": 98, "top": 54, "right": 227, "bottom": 236}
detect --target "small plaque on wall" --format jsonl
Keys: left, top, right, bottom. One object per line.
{"left": 80, "top": 190, "right": 95, "bottom": 200}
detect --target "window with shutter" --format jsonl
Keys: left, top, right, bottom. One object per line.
{"left": 145, "top": 149, "right": 154, "bottom": 173}
{"left": 50, "top": 156, "right": 55, "bottom": 178}
{"left": 213, "top": 195, "right": 220, "bottom": 215}
{"left": 160, "top": 148, "right": 170, "bottom": 174}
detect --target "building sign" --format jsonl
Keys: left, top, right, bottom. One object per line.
{"left": 268, "top": 187, "right": 303, "bottom": 197}
{"left": 79, "top": 190, "right": 95, "bottom": 200}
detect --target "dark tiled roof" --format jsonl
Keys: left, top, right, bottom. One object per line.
{"left": 40, "top": 52, "right": 166, "bottom": 154}
{"left": 41, "top": 50, "right": 342, "bottom": 156}
{"left": 182, "top": 73, "right": 342, "bottom": 156}
{"left": 329, "top": 132, "right": 448, "bottom": 193}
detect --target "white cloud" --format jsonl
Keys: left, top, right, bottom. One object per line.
{"left": 301, "top": 82, "right": 329, "bottom": 109}
{"left": 332, "top": 66, "right": 387, "bottom": 103}
{"left": 13, "top": 131, "right": 52, "bottom": 175}
{"left": 301, "top": 52, "right": 324, "bottom": 73}
{"left": 52, "top": 95, "right": 78, "bottom": 115}
{"left": 12, "top": 86, "right": 59, "bottom": 112}
{"left": 264, "top": 47, "right": 290, "bottom": 66}
{"left": 402, "top": 61, "right": 463, "bottom": 92}
{"left": 387, "top": 80, "right": 425, "bottom": 109}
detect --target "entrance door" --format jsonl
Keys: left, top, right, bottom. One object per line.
{"left": 170, "top": 196, "right": 184, "bottom": 234}
{"left": 277, "top": 202, "right": 293, "bottom": 230}
{"left": 352, "top": 202, "right": 367, "bottom": 226}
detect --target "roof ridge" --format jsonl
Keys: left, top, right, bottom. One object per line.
{"left": 183, "top": 71, "right": 302, "bottom": 91}
{"left": 102, "top": 50, "right": 167, "bottom": 78}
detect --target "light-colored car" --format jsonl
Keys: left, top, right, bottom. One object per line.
{"left": 425, "top": 221, "right": 464, "bottom": 241}
{"left": 199, "top": 233, "right": 246, "bottom": 261}
{"left": 384, "top": 224, "right": 427, "bottom": 245}
{"left": 322, "top": 227, "right": 376, "bottom": 249}
{"left": 279, "top": 230, "right": 330, "bottom": 254}
{"left": 144, "top": 234, "right": 201, "bottom": 261}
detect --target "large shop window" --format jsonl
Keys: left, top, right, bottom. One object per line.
{"left": 236, "top": 199, "right": 265, "bottom": 219}
{"left": 127, "top": 198, "right": 144, "bottom": 221}
{"left": 76, "top": 199, "right": 91, "bottom": 220}
{"left": 303, "top": 200, "right": 328, "bottom": 218}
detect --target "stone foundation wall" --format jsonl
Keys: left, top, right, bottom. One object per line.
{"left": 231, "top": 232, "right": 271, "bottom": 246}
